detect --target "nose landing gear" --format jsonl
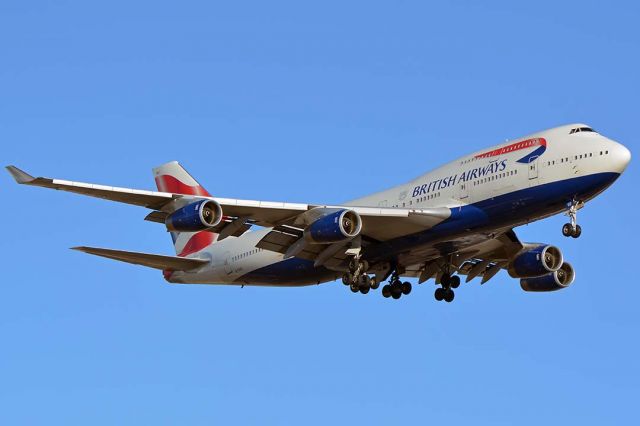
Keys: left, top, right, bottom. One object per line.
{"left": 562, "top": 200, "right": 583, "bottom": 238}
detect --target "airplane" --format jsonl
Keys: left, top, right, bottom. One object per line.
{"left": 6, "top": 123, "right": 631, "bottom": 303}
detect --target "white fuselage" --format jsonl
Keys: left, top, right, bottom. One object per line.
{"left": 168, "top": 124, "right": 630, "bottom": 286}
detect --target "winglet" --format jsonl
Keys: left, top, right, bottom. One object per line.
{"left": 5, "top": 165, "right": 35, "bottom": 184}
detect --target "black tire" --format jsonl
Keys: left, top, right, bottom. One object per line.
{"left": 350, "top": 283, "right": 359, "bottom": 293}
{"left": 434, "top": 287, "right": 445, "bottom": 301}
{"left": 360, "top": 286, "right": 370, "bottom": 294}
{"left": 391, "top": 283, "right": 402, "bottom": 299}
{"left": 572, "top": 224, "right": 582, "bottom": 238}
{"left": 382, "top": 284, "right": 391, "bottom": 298}
{"left": 562, "top": 223, "right": 573, "bottom": 237}
{"left": 342, "top": 273, "right": 351, "bottom": 285}
{"left": 402, "top": 281, "right": 412, "bottom": 295}
{"left": 370, "top": 277, "right": 380, "bottom": 290}
{"left": 450, "top": 275, "right": 460, "bottom": 289}
{"left": 359, "top": 274, "right": 369, "bottom": 286}
{"left": 441, "top": 273, "right": 451, "bottom": 288}
{"left": 444, "top": 289, "right": 455, "bottom": 303}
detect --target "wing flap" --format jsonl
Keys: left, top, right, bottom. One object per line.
{"left": 72, "top": 246, "right": 209, "bottom": 271}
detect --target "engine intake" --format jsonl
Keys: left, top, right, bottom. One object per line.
{"left": 166, "top": 200, "right": 223, "bottom": 232}
{"left": 508, "top": 244, "right": 563, "bottom": 278}
{"left": 520, "top": 262, "right": 575, "bottom": 292}
{"left": 304, "top": 209, "right": 362, "bottom": 244}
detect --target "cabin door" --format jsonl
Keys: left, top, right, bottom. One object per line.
{"left": 528, "top": 156, "right": 539, "bottom": 181}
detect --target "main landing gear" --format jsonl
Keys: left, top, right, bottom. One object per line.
{"left": 342, "top": 258, "right": 379, "bottom": 295}
{"left": 434, "top": 272, "right": 460, "bottom": 303}
{"left": 562, "top": 200, "right": 583, "bottom": 238}
{"left": 381, "top": 271, "right": 412, "bottom": 300}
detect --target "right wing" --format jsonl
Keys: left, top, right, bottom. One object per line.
{"left": 400, "top": 229, "right": 524, "bottom": 285}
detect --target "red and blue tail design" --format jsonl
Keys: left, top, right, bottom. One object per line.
{"left": 475, "top": 137, "right": 547, "bottom": 164}
{"left": 153, "top": 161, "right": 217, "bottom": 257}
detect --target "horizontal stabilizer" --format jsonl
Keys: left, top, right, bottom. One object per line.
{"left": 71, "top": 246, "right": 209, "bottom": 271}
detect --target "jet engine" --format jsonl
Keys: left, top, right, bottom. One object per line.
{"left": 520, "top": 262, "right": 575, "bottom": 292}
{"left": 165, "top": 199, "right": 223, "bottom": 232}
{"left": 304, "top": 209, "right": 362, "bottom": 244}
{"left": 507, "top": 244, "right": 563, "bottom": 278}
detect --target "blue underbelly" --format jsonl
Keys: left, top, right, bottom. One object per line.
{"left": 238, "top": 172, "right": 620, "bottom": 285}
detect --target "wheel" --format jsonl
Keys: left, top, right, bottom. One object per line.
{"left": 358, "top": 275, "right": 370, "bottom": 293}
{"left": 350, "top": 283, "right": 359, "bottom": 293}
{"left": 360, "top": 260, "right": 369, "bottom": 271}
{"left": 434, "top": 287, "right": 445, "bottom": 301}
{"left": 402, "top": 281, "right": 412, "bottom": 295}
{"left": 441, "top": 273, "right": 451, "bottom": 288}
{"left": 450, "top": 275, "right": 460, "bottom": 289}
{"left": 342, "top": 273, "right": 351, "bottom": 285}
{"left": 370, "top": 277, "right": 380, "bottom": 290}
{"left": 359, "top": 274, "right": 369, "bottom": 286}
{"left": 444, "top": 289, "right": 455, "bottom": 303}
{"left": 382, "top": 284, "right": 391, "bottom": 298}
{"left": 572, "top": 224, "right": 582, "bottom": 238}
{"left": 391, "top": 282, "right": 402, "bottom": 299}
{"left": 562, "top": 223, "right": 573, "bottom": 237}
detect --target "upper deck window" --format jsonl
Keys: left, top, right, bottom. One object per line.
{"left": 569, "top": 127, "right": 596, "bottom": 134}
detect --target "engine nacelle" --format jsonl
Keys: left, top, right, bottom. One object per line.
{"left": 304, "top": 209, "right": 362, "bottom": 244}
{"left": 520, "top": 262, "right": 575, "bottom": 292}
{"left": 508, "top": 244, "right": 563, "bottom": 278}
{"left": 165, "top": 200, "right": 223, "bottom": 232}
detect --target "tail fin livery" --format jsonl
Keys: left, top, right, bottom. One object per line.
{"left": 153, "top": 161, "right": 218, "bottom": 256}
{"left": 153, "top": 161, "right": 212, "bottom": 197}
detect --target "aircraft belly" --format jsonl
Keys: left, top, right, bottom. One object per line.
{"left": 365, "top": 172, "right": 620, "bottom": 263}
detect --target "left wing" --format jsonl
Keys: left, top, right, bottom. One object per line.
{"left": 6, "top": 165, "right": 452, "bottom": 241}
{"left": 6, "top": 165, "right": 176, "bottom": 210}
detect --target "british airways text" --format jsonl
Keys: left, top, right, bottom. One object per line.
{"left": 412, "top": 160, "right": 508, "bottom": 197}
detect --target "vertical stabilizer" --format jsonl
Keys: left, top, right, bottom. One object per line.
{"left": 152, "top": 161, "right": 218, "bottom": 256}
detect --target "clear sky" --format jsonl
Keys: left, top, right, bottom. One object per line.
{"left": 1, "top": 1, "right": 638, "bottom": 424}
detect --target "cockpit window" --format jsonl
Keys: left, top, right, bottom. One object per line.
{"left": 569, "top": 127, "right": 596, "bottom": 134}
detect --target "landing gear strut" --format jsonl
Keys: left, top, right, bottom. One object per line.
{"left": 381, "top": 270, "right": 412, "bottom": 300}
{"left": 562, "top": 199, "right": 583, "bottom": 238}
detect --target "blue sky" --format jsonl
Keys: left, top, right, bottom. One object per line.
{"left": 1, "top": 1, "right": 638, "bottom": 424}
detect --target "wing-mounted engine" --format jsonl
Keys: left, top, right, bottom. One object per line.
{"left": 507, "top": 244, "right": 563, "bottom": 278}
{"left": 255, "top": 207, "right": 363, "bottom": 266}
{"left": 520, "top": 262, "right": 575, "bottom": 292}
{"left": 165, "top": 199, "right": 223, "bottom": 232}
{"left": 303, "top": 209, "right": 362, "bottom": 244}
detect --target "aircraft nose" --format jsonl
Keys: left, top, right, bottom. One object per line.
{"left": 610, "top": 141, "right": 631, "bottom": 173}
